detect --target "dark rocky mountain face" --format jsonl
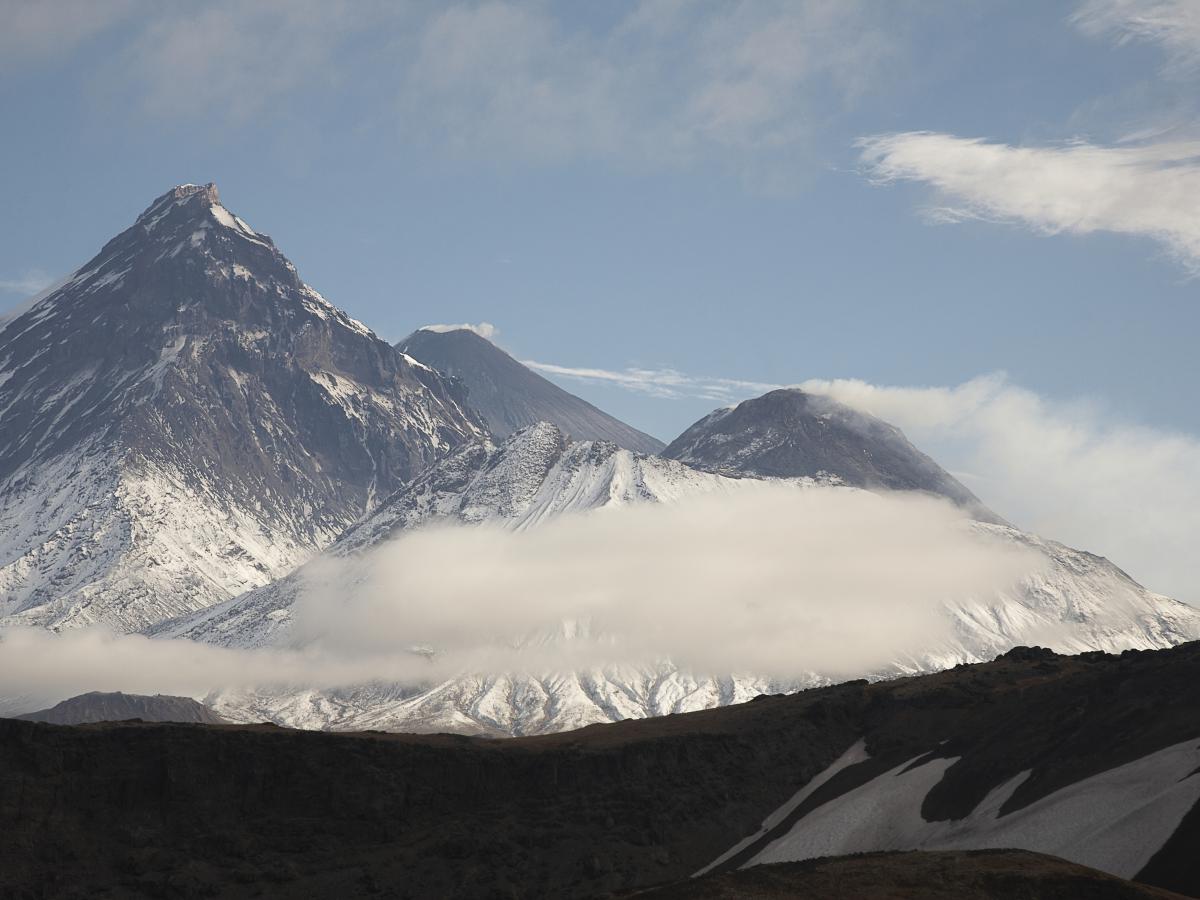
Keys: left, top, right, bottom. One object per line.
{"left": 398, "top": 326, "right": 665, "bottom": 454}
{"left": 0, "top": 183, "right": 486, "bottom": 631}
{"left": 663, "top": 388, "right": 1001, "bottom": 521}
{"left": 2, "top": 642, "right": 1198, "bottom": 899}
{"left": 16, "top": 691, "right": 227, "bottom": 725}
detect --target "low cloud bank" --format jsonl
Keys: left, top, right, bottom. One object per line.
{"left": 515, "top": 359, "right": 1200, "bottom": 603}
{"left": 0, "top": 485, "right": 1042, "bottom": 709}
{"left": 801, "top": 374, "right": 1200, "bottom": 604}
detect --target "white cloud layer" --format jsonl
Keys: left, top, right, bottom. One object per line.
{"left": 800, "top": 374, "right": 1200, "bottom": 604}
{"left": 0, "top": 486, "right": 1042, "bottom": 709}
{"left": 1073, "top": 0, "right": 1200, "bottom": 71}
{"left": 291, "top": 486, "right": 1039, "bottom": 675}
{"left": 418, "top": 322, "right": 498, "bottom": 340}
{"left": 522, "top": 356, "right": 1200, "bottom": 602}
{"left": 858, "top": 131, "right": 1200, "bottom": 270}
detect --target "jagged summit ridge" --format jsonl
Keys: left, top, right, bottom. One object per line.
{"left": 131, "top": 181, "right": 285, "bottom": 267}
{"left": 137, "top": 182, "right": 222, "bottom": 221}
{"left": 0, "top": 184, "right": 485, "bottom": 632}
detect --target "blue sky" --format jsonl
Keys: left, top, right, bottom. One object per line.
{"left": 3, "top": 0, "right": 1200, "bottom": 599}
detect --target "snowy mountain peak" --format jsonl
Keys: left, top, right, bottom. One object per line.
{"left": 125, "top": 181, "right": 275, "bottom": 262}
{"left": 0, "top": 185, "right": 486, "bottom": 632}
{"left": 164, "top": 412, "right": 1200, "bottom": 735}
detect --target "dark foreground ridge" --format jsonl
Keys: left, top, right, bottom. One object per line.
{"left": 626, "top": 850, "right": 1192, "bottom": 899}
{"left": 2, "top": 642, "right": 1199, "bottom": 898}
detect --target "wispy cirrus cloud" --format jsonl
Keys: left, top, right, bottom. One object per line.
{"left": 399, "top": 0, "right": 901, "bottom": 170}
{"left": 2, "top": 0, "right": 910, "bottom": 171}
{"left": 857, "top": 131, "right": 1200, "bottom": 271}
{"left": 123, "top": 0, "right": 385, "bottom": 120}
{"left": 523, "top": 359, "right": 782, "bottom": 402}
{"left": 0, "top": 0, "right": 140, "bottom": 69}
{"left": 0, "top": 0, "right": 401, "bottom": 118}
{"left": 1073, "top": 0, "right": 1200, "bottom": 71}
{"left": 0, "top": 270, "right": 54, "bottom": 297}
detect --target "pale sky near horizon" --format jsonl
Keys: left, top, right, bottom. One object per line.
{"left": 3, "top": 0, "right": 1200, "bottom": 600}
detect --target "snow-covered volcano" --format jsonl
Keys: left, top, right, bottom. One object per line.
{"left": 155, "top": 418, "right": 1200, "bottom": 736}
{"left": 0, "top": 184, "right": 485, "bottom": 632}
{"left": 3, "top": 187, "right": 1196, "bottom": 739}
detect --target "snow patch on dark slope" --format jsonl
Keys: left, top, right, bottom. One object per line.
{"left": 690, "top": 643, "right": 1200, "bottom": 896}
{"left": 664, "top": 388, "right": 1001, "bottom": 522}
{"left": 398, "top": 326, "right": 665, "bottom": 454}
{"left": 0, "top": 183, "right": 485, "bottom": 632}
{"left": 741, "top": 737, "right": 1200, "bottom": 879}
